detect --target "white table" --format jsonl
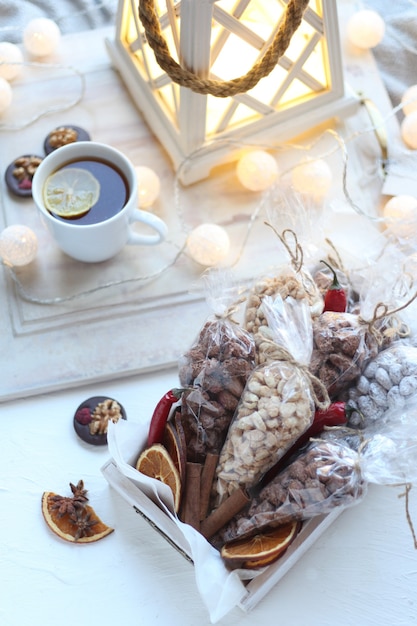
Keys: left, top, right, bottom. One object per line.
{"left": 1, "top": 371, "right": 416, "bottom": 626}
{"left": 1, "top": 10, "right": 417, "bottom": 626}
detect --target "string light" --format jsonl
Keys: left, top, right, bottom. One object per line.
{"left": 346, "top": 10, "right": 385, "bottom": 50}
{"left": 382, "top": 195, "right": 417, "bottom": 240}
{"left": 135, "top": 165, "right": 161, "bottom": 208}
{"left": 0, "top": 77, "right": 12, "bottom": 113}
{"left": 291, "top": 158, "right": 333, "bottom": 202}
{"left": 236, "top": 150, "right": 279, "bottom": 191}
{"left": 0, "top": 225, "right": 38, "bottom": 266}
{"left": 23, "top": 18, "right": 61, "bottom": 57}
{"left": 1, "top": 3, "right": 417, "bottom": 304}
{"left": 186, "top": 224, "right": 230, "bottom": 267}
{"left": 0, "top": 42, "right": 23, "bottom": 81}
{"left": 401, "top": 110, "right": 417, "bottom": 149}
{"left": 401, "top": 85, "right": 417, "bottom": 116}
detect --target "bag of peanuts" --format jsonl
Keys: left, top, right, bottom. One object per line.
{"left": 178, "top": 270, "right": 256, "bottom": 464}
{"left": 243, "top": 229, "right": 323, "bottom": 360}
{"left": 212, "top": 294, "right": 330, "bottom": 506}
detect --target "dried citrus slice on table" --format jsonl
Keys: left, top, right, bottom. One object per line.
{"left": 221, "top": 521, "right": 300, "bottom": 569}
{"left": 41, "top": 480, "right": 114, "bottom": 543}
{"left": 136, "top": 443, "right": 182, "bottom": 512}
{"left": 44, "top": 167, "right": 100, "bottom": 217}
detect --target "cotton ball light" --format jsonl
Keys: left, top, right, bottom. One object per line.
{"left": 346, "top": 10, "right": 385, "bottom": 50}
{"left": 23, "top": 18, "right": 61, "bottom": 57}
{"left": 291, "top": 158, "right": 333, "bottom": 201}
{"left": 0, "top": 225, "right": 38, "bottom": 266}
{"left": 0, "top": 42, "right": 24, "bottom": 81}
{"left": 186, "top": 223, "right": 230, "bottom": 267}
{"left": 135, "top": 166, "right": 161, "bottom": 208}
{"left": 401, "top": 85, "right": 417, "bottom": 116}
{"left": 236, "top": 150, "right": 278, "bottom": 191}
{"left": 401, "top": 111, "right": 417, "bottom": 149}
{"left": 0, "top": 77, "right": 12, "bottom": 113}
{"left": 382, "top": 195, "right": 417, "bottom": 240}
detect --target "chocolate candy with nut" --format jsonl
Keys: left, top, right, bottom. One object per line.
{"left": 5, "top": 154, "right": 43, "bottom": 197}
{"left": 73, "top": 396, "right": 126, "bottom": 445}
{"left": 44, "top": 125, "right": 91, "bottom": 154}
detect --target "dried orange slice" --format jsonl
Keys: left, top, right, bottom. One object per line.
{"left": 163, "top": 421, "right": 186, "bottom": 486}
{"left": 221, "top": 521, "right": 300, "bottom": 569}
{"left": 136, "top": 443, "right": 181, "bottom": 512}
{"left": 41, "top": 481, "right": 113, "bottom": 543}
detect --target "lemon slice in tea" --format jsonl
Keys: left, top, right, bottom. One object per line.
{"left": 44, "top": 167, "right": 100, "bottom": 218}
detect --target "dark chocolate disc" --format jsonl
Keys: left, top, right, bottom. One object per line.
{"left": 4, "top": 154, "right": 43, "bottom": 198}
{"left": 44, "top": 125, "right": 91, "bottom": 154}
{"left": 73, "top": 396, "right": 127, "bottom": 446}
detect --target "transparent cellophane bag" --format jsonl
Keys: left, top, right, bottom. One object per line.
{"left": 178, "top": 270, "right": 256, "bottom": 464}
{"left": 214, "top": 437, "right": 365, "bottom": 547}
{"left": 213, "top": 397, "right": 417, "bottom": 550}
{"left": 243, "top": 225, "right": 324, "bottom": 364}
{"left": 213, "top": 294, "right": 325, "bottom": 506}
{"left": 346, "top": 341, "right": 417, "bottom": 428}
{"left": 308, "top": 247, "right": 414, "bottom": 400}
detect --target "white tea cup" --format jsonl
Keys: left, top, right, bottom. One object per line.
{"left": 32, "top": 141, "right": 168, "bottom": 263}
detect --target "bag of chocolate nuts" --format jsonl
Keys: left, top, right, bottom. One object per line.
{"left": 212, "top": 294, "right": 330, "bottom": 506}
{"left": 214, "top": 438, "right": 365, "bottom": 546}
{"left": 178, "top": 271, "right": 256, "bottom": 464}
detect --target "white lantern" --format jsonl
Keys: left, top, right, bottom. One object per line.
{"left": 107, "top": 0, "right": 357, "bottom": 184}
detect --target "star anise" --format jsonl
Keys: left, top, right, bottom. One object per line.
{"left": 49, "top": 480, "right": 89, "bottom": 518}
{"left": 69, "top": 509, "right": 99, "bottom": 541}
{"left": 69, "top": 480, "right": 89, "bottom": 503}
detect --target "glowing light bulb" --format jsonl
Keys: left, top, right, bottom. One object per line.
{"left": 236, "top": 150, "right": 279, "bottom": 191}
{"left": 0, "top": 42, "right": 24, "bottom": 81}
{"left": 291, "top": 158, "right": 333, "bottom": 201}
{"left": 186, "top": 224, "right": 230, "bottom": 267}
{"left": 401, "top": 85, "right": 417, "bottom": 116}
{"left": 135, "top": 166, "right": 161, "bottom": 208}
{"left": 0, "top": 225, "right": 38, "bottom": 266}
{"left": 0, "top": 77, "right": 12, "bottom": 113}
{"left": 382, "top": 195, "right": 417, "bottom": 240}
{"left": 401, "top": 111, "right": 417, "bottom": 149}
{"left": 346, "top": 10, "right": 385, "bottom": 50}
{"left": 23, "top": 18, "right": 61, "bottom": 57}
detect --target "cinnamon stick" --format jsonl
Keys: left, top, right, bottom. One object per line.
{"left": 180, "top": 462, "right": 202, "bottom": 531}
{"left": 199, "top": 453, "right": 219, "bottom": 521}
{"left": 200, "top": 488, "right": 251, "bottom": 539}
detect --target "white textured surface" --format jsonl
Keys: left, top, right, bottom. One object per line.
{"left": 1, "top": 373, "right": 416, "bottom": 626}
{"left": 1, "top": 3, "right": 417, "bottom": 625}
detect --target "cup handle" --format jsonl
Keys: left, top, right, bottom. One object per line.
{"left": 127, "top": 209, "right": 168, "bottom": 246}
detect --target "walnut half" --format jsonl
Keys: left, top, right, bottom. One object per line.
{"left": 89, "top": 399, "right": 123, "bottom": 436}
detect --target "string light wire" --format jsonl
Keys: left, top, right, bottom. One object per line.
{"left": 2, "top": 5, "right": 417, "bottom": 304}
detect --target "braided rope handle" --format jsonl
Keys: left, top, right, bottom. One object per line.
{"left": 138, "top": 0, "right": 311, "bottom": 98}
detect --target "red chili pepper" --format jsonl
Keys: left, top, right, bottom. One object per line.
{"left": 321, "top": 259, "right": 347, "bottom": 313}
{"left": 147, "top": 388, "right": 185, "bottom": 447}
{"left": 261, "top": 402, "right": 351, "bottom": 485}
